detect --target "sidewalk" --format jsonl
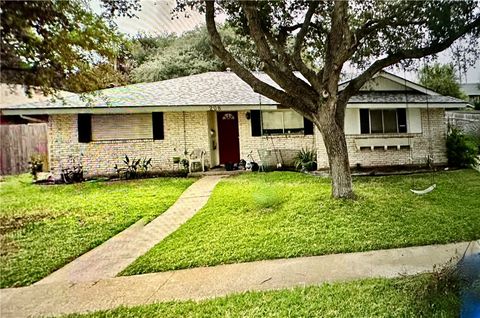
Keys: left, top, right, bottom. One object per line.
{"left": 1, "top": 241, "right": 478, "bottom": 318}
{"left": 36, "top": 175, "right": 226, "bottom": 285}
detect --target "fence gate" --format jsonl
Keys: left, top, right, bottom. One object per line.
{"left": 0, "top": 123, "right": 48, "bottom": 175}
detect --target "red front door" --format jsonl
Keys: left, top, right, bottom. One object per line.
{"left": 217, "top": 111, "right": 240, "bottom": 164}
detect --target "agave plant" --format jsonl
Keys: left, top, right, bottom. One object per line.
{"left": 294, "top": 148, "right": 317, "bottom": 172}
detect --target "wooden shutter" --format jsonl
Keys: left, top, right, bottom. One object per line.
{"left": 303, "top": 117, "right": 314, "bottom": 135}
{"left": 360, "top": 109, "right": 370, "bottom": 134}
{"left": 78, "top": 114, "right": 91, "bottom": 143}
{"left": 152, "top": 112, "right": 164, "bottom": 140}
{"left": 251, "top": 110, "right": 262, "bottom": 136}
{"left": 397, "top": 108, "right": 407, "bottom": 133}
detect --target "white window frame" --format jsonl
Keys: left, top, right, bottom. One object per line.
{"left": 261, "top": 110, "right": 304, "bottom": 135}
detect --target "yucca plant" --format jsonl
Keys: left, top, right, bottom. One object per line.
{"left": 294, "top": 148, "right": 317, "bottom": 172}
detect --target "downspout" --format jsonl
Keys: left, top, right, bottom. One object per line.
{"left": 20, "top": 115, "right": 44, "bottom": 123}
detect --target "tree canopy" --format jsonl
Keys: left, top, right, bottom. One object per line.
{"left": 0, "top": 0, "right": 139, "bottom": 95}
{"left": 130, "top": 26, "right": 260, "bottom": 83}
{"left": 178, "top": 0, "right": 480, "bottom": 198}
{"left": 419, "top": 63, "right": 467, "bottom": 99}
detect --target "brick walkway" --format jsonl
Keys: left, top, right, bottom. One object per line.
{"left": 1, "top": 241, "right": 478, "bottom": 318}
{"left": 36, "top": 175, "right": 226, "bottom": 285}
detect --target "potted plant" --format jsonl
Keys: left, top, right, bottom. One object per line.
{"left": 28, "top": 154, "right": 44, "bottom": 181}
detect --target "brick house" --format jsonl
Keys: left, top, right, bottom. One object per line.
{"left": 0, "top": 71, "right": 467, "bottom": 178}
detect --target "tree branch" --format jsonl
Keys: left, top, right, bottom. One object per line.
{"left": 339, "top": 16, "right": 480, "bottom": 105}
{"left": 239, "top": 1, "right": 318, "bottom": 109}
{"left": 204, "top": 1, "right": 309, "bottom": 113}
{"left": 292, "top": 0, "right": 322, "bottom": 92}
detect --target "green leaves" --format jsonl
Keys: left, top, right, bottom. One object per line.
{"left": 419, "top": 63, "right": 467, "bottom": 99}
{"left": 0, "top": 0, "right": 135, "bottom": 95}
{"left": 130, "top": 25, "right": 261, "bottom": 83}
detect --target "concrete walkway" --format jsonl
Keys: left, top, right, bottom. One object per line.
{"left": 1, "top": 241, "right": 478, "bottom": 318}
{"left": 36, "top": 175, "right": 226, "bottom": 285}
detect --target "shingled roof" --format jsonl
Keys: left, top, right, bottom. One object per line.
{"left": 0, "top": 71, "right": 467, "bottom": 115}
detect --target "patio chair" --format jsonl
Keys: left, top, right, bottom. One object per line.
{"left": 189, "top": 149, "right": 206, "bottom": 173}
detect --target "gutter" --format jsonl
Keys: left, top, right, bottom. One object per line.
{"left": 19, "top": 115, "right": 45, "bottom": 123}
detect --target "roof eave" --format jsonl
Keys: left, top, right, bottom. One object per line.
{"left": 0, "top": 104, "right": 279, "bottom": 115}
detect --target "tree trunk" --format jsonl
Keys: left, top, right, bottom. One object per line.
{"left": 317, "top": 105, "right": 355, "bottom": 199}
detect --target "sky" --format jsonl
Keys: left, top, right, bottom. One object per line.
{"left": 112, "top": 0, "right": 480, "bottom": 84}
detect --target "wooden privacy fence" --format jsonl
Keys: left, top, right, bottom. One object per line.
{"left": 0, "top": 123, "right": 48, "bottom": 175}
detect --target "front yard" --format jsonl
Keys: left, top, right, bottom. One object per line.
{"left": 123, "top": 169, "right": 480, "bottom": 276}
{"left": 64, "top": 274, "right": 459, "bottom": 317}
{"left": 0, "top": 175, "right": 195, "bottom": 288}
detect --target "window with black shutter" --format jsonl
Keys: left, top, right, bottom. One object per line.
{"left": 78, "top": 114, "right": 91, "bottom": 143}
{"left": 152, "top": 112, "right": 164, "bottom": 140}
{"left": 304, "top": 118, "right": 314, "bottom": 135}
{"left": 250, "top": 110, "right": 262, "bottom": 136}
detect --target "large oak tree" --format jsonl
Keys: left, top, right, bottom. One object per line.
{"left": 0, "top": 0, "right": 140, "bottom": 94}
{"left": 179, "top": 0, "right": 480, "bottom": 198}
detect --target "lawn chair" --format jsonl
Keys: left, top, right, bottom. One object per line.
{"left": 189, "top": 149, "right": 206, "bottom": 173}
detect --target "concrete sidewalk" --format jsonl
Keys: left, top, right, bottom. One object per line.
{"left": 36, "top": 175, "right": 226, "bottom": 285}
{"left": 1, "top": 241, "right": 478, "bottom": 318}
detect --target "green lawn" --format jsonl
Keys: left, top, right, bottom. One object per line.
{"left": 0, "top": 175, "right": 195, "bottom": 288}
{"left": 123, "top": 169, "right": 480, "bottom": 276}
{"left": 64, "top": 274, "right": 460, "bottom": 317}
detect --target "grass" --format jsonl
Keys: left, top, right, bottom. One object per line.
{"left": 63, "top": 274, "right": 460, "bottom": 317}
{"left": 122, "top": 169, "right": 480, "bottom": 276}
{"left": 0, "top": 174, "right": 195, "bottom": 288}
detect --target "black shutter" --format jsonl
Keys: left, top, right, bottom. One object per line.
{"left": 152, "top": 112, "right": 164, "bottom": 140}
{"left": 251, "top": 110, "right": 262, "bottom": 136}
{"left": 397, "top": 108, "right": 407, "bottom": 133}
{"left": 78, "top": 114, "right": 91, "bottom": 143}
{"left": 360, "top": 109, "right": 370, "bottom": 134}
{"left": 304, "top": 117, "right": 314, "bottom": 135}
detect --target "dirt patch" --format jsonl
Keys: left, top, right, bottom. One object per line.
{"left": 0, "top": 214, "right": 49, "bottom": 235}
{"left": 0, "top": 235, "right": 19, "bottom": 256}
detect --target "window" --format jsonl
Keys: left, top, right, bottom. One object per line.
{"left": 261, "top": 110, "right": 304, "bottom": 135}
{"left": 91, "top": 114, "right": 154, "bottom": 141}
{"left": 360, "top": 109, "right": 407, "bottom": 134}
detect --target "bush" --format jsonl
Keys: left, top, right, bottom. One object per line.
{"left": 446, "top": 127, "right": 479, "bottom": 167}
{"left": 473, "top": 100, "right": 480, "bottom": 111}
{"left": 61, "top": 156, "right": 84, "bottom": 184}
{"left": 28, "top": 154, "right": 44, "bottom": 181}
{"left": 294, "top": 148, "right": 317, "bottom": 172}
{"left": 114, "top": 155, "right": 152, "bottom": 180}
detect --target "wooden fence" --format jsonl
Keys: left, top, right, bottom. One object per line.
{"left": 0, "top": 123, "right": 48, "bottom": 175}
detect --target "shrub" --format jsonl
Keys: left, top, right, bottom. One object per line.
{"left": 473, "top": 100, "right": 480, "bottom": 111}
{"left": 446, "top": 127, "right": 479, "bottom": 167}
{"left": 114, "top": 155, "right": 152, "bottom": 180}
{"left": 294, "top": 148, "right": 317, "bottom": 172}
{"left": 61, "top": 156, "right": 84, "bottom": 184}
{"left": 28, "top": 154, "right": 44, "bottom": 181}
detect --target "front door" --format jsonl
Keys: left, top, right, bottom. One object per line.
{"left": 217, "top": 111, "right": 240, "bottom": 164}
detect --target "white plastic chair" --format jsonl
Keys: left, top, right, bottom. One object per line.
{"left": 189, "top": 149, "right": 206, "bottom": 173}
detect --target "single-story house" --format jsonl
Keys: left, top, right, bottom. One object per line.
{"left": 0, "top": 71, "right": 467, "bottom": 178}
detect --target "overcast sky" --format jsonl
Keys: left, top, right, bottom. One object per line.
{"left": 113, "top": 0, "right": 479, "bottom": 84}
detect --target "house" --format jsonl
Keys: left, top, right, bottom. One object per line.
{"left": 0, "top": 71, "right": 467, "bottom": 178}
{"left": 460, "top": 83, "right": 480, "bottom": 106}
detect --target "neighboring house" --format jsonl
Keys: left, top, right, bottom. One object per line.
{"left": 460, "top": 83, "right": 480, "bottom": 106}
{"left": 0, "top": 71, "right": 467, "bottom": 178}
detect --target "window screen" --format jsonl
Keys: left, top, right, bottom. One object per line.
{"left": 91, "top": 114, "right": 153, "bottom": 141}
